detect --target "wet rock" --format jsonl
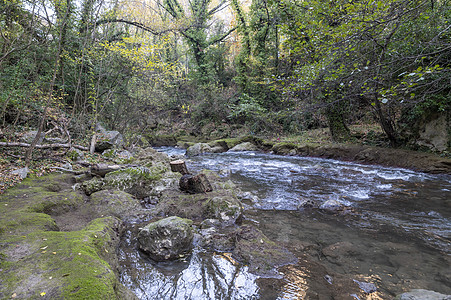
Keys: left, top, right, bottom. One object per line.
{"left": 90, "top": 190, "right": 141, "bottom": 219}
{"left": 205, "top": 196, "right": 242, "bottom": 226}
{"left": 211, "top": 145, "right": 226, "bottom": 153}
{"left": 320, "top": 199, "right": 344, "bottom": 212}
{"left": 11, "top": 167, "right": 29, "bottom": 179}
{"left": 233, "top": 225, "right": 297, "bottom": 277}
{"left": 298, "top": 197, "right": 318, "bottom": 209}
{"left": 396, "top": 289, "right": 451, "bottom": 300}
{"left": 238, "top": 191, "right": 259, "bottom": 204}
{"left": 137, "top": 216, "right": 194, "bottom": 261}
{"left": 186, "top": 143, "right": 212, "bottom": 156}
{"left": 322, "top": 242, "right": 357, "bottom": 259}
{"left": 230, "top": 142, "right": 258, "bottom": 152}
{"left": 81, "top": 177, "right": 105, "bottom": 196}
{"left": 353, "top": 279, "right": 377, "bottom": 293}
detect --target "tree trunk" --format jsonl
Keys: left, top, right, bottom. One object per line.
{"left": 90, "top": 163, "right": 123, "bottom": 177}
{"left": 170, "top": 160, "right": 190, "bottom": 175}
{"left": 179, "top": 173, "right": 213, "bottom": 194}
{"left": 326, "top": 102, "right": 350, "bottom": 142}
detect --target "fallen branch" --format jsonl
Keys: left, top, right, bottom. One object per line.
{"left": 0, "top": 142, "right": 88, "bottom": 151}
{"left": 49, "top": 167, "right": 86, "bottom": 175}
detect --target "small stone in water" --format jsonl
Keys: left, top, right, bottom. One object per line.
{"left": 353, "top": 279, "right": 377, "bottom": 293}
{"left": 324, "top": 275, "right": 333, "bottom": 284}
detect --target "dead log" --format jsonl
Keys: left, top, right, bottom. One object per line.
{"left": 0, "top": 141, "right": 88, "bottom": 151}
{"left": 179, "top": 173, "right": 213, "bottom": 194}
{"left": 90, "top": 163, "right": 123, "bottom": 177}
{"left": 170, "top": 160, "right": 190, "bottom": 175}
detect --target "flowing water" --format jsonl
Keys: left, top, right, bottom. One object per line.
{"left": 118, "top": 148, "right": 451, "bottom": 299}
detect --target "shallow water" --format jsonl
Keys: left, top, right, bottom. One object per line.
{"left": 118, "top": 148, "right": 451, "bottom": 299}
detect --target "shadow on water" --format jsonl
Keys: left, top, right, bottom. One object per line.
{"left": 118, "top": 148, "right": 451, "bottom": 299}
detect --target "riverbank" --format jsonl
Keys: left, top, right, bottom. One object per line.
{"left": 178, "top": 136, "right": 451, "bottom": 175}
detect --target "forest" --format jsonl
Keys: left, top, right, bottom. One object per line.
{"left": 0, "top": 0, "right": 450, "bottom": 163}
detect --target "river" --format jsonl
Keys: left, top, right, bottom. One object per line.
{"left": 118, "top": 147, "right": 451, "bottom": 299}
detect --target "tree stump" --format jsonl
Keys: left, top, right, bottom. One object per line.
{"left": 179, "top": 173, "right": 213, "bottom": 194}
{"left": 170, "top": 160, "right": 190, "bottom": 175}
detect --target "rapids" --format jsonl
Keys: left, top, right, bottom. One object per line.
{"left": 118, "top": 148, "right": 451, "bottom": 299}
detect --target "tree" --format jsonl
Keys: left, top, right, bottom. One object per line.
{"left": 276, "top": 0, "right": 449, "bottom": 145}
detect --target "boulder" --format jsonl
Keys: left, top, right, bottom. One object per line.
{"left": 66, "top": 148, "right": 85, "bottom": 161}
{"left": 20, "top": 130, "right": 45, "bottom": 144}
{"left": 11, "top": 167, "right": 29, "bottom": 179}
{"left": 90, "top": 190, "right": 141, "bottom": 218}
{"left": 186, "top": 143, "right": 212, "bottom": 156}
{"left": 396, "top": 289, "right": 451, "bottom": 300}
{"left": 81, "top": 177, "right": 104, "bottom": 195}
{"left": 117, "top": 150, "right": 133, "bottom": 160}
{"left": 416, "top": 114, "right": 449, "bottom": 152}
{"left": 320, "top": 199, "right": 344, "bottom": 212}
{"left": 137, "top": 216, "right": 194, "bottom": 261}
{"left": 95, "top": 130, "right": 124, "bottom": 152}
{"left": 132, "top": 147, "right": 171, "bottom": 166}
{"left": 205, "top": 196, "right": 242, "bottom": 226}
{"left": 229, "top": 142, "right": 258, "bottom": 152}
{"left": 103, "top": 166, "right": 166, "bottom": 199}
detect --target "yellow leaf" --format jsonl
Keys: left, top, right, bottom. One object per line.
{"left": 40, "top": 292, "right": 46, "bottom": 297}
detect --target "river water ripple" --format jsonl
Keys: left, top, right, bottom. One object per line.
{"left": 118, "top": 147, "right": 451, "bottom": 299}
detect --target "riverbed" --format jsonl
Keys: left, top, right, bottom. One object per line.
{"left": 118, "top": 148, "right": 451, "bottom": 299}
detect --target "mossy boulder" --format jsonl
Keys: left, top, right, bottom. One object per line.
{"left": 90, "top": 190, "right": 141, "bottom": 219}
{"left": 144, "top": 134, "right": 177, "bottom": 147}
{"left": 66, "top": 148, "right": 84, "bottom": 162}
{"left": 186, "top": 143, "right": 212, "bottom": 156}
{"left": 0, "top": 173, "right": 136, "bottom": 299}
{"left": 271, "top": 142, "right": 300, "bottom": 155}
{"left": 230, "top": 142, "right": 259, "bottom": 152}
{"left": 154, "top": 170, "right": 241, "bottom": 222}
{"left": 132, "top": 147, "right": 171, "bottom": 166}
{"left": 205, "top": 196, "right": 242, "bottom": 226}
{"left": 103, "top": 166, "right": 167, "bottom": 199}
{"left": 81, "top": 177, "right": 105, "bottom": 195}
{"left": 95, "top": 130, "right": 124, "bottom": 152}
{"left": 137, "top": 216, "right": 194, "bottom": 261}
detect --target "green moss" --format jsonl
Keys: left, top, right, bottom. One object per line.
{"left": 81, "top": 177, "right": 105, "bottom": 195}
{"left": 0, "top": 216, "right": 122, "bottom": 299}
{"left": 102, "top": 149, "right": 116, "bottom": 159}
{"left": 27, "top": 191, "right": 83, "bottom": 215}
{"left": 0, "top": 173, "right": 127, "bottom": 299}
{"left": 213, "top": 138, "right": 243, "bottom": 149}
{"left": 271, "top": 142, "right": 300, "bottom": 155}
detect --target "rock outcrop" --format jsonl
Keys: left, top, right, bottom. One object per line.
{"left": 137, "top": 216, "right": 194, "bottom": 261}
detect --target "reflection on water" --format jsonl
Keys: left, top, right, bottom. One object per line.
{"left": 119, "top": 148, "right": 451, "bottom": 298}
{"left": 119, "top": 239, "right": 260, "bottom": 299}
